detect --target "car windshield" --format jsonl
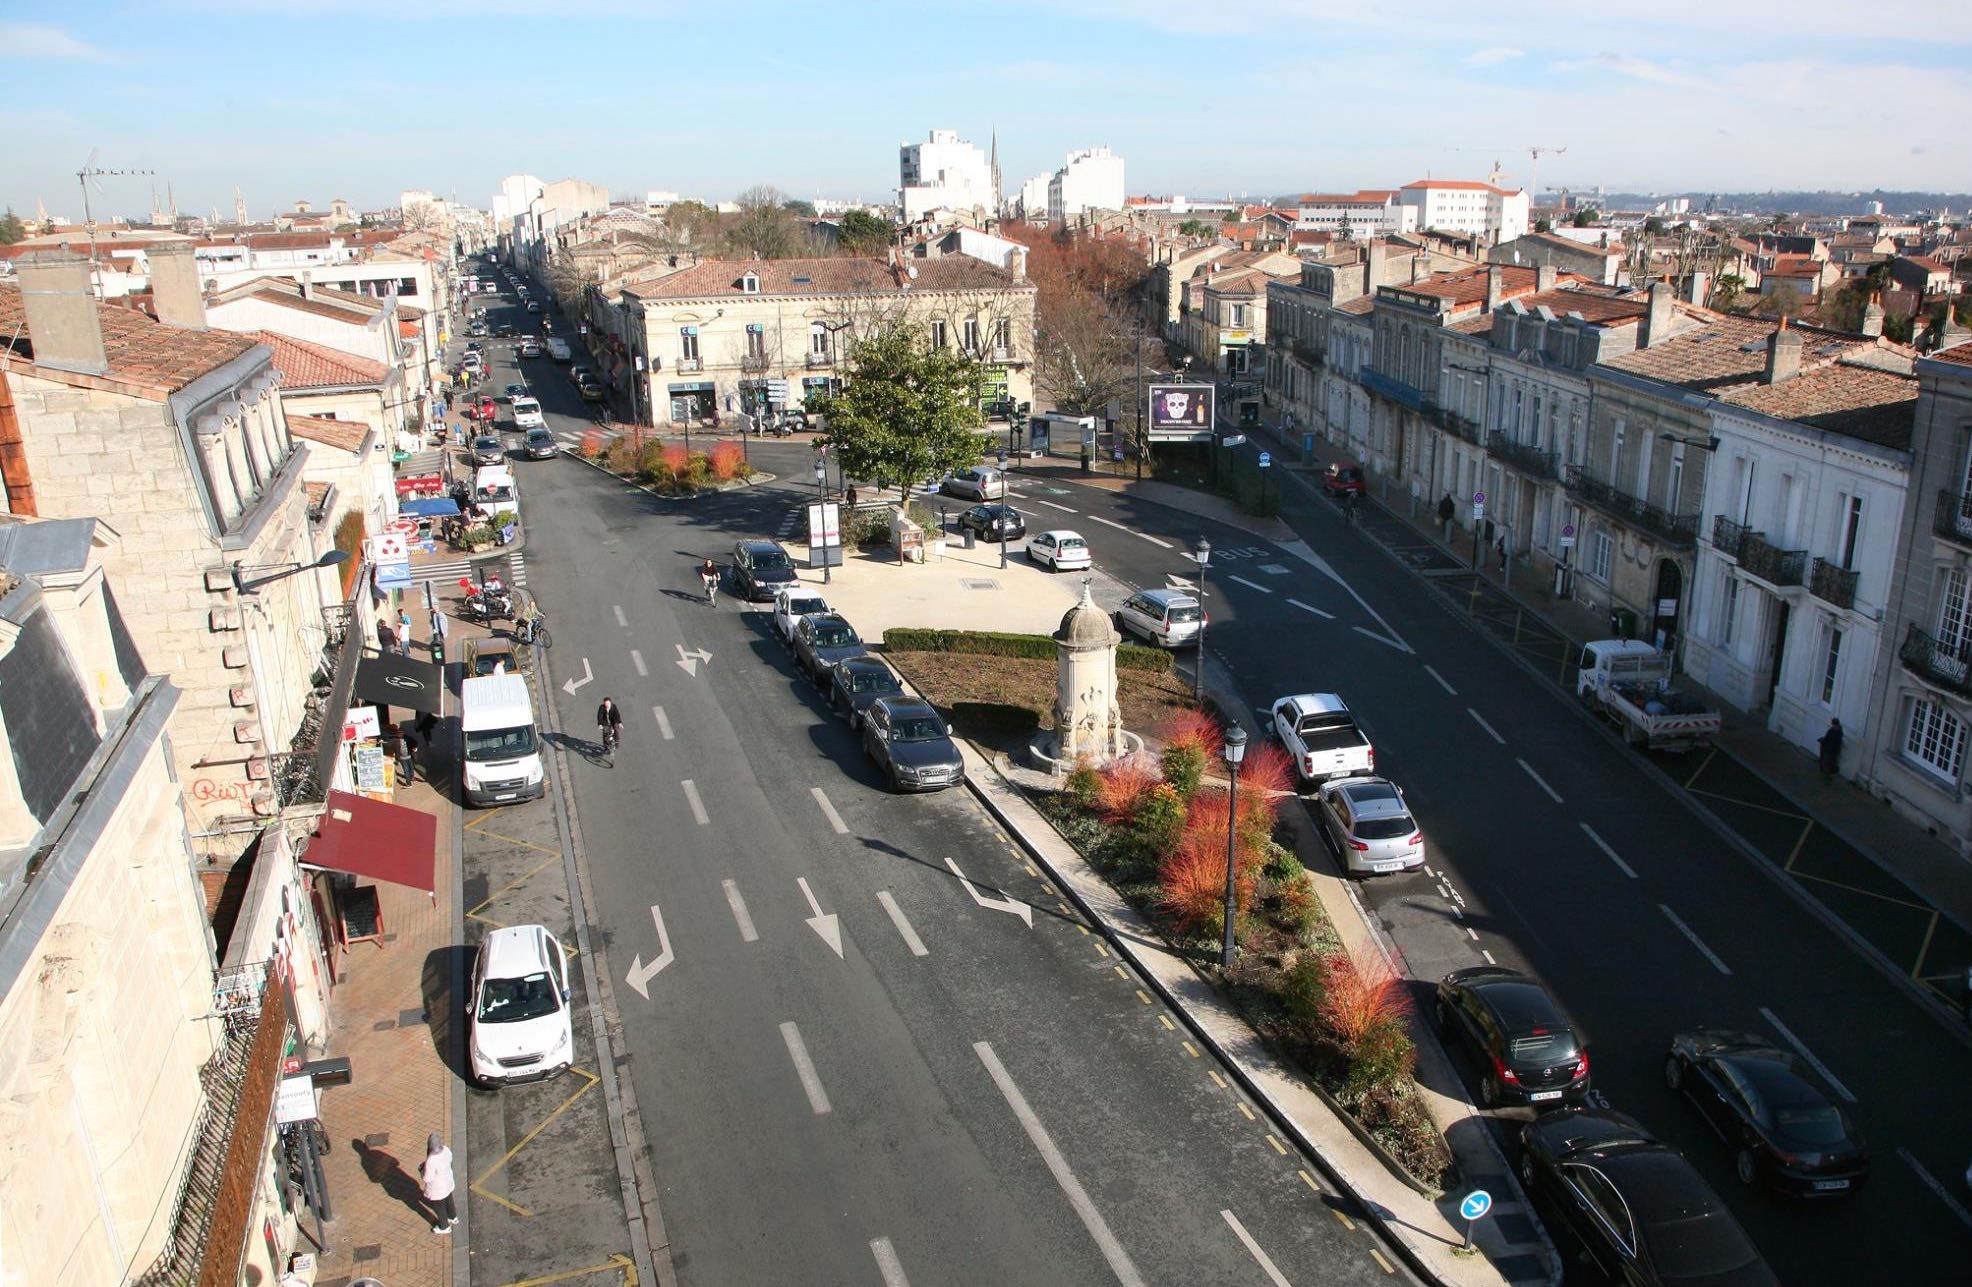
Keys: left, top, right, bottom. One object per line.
{"left": 812, "top": 624, "right": 857, "bottom": 647}
{"left": 476, "top": 970, "right": 560, "bottom": 1023}
{"left": 893, "top": 716, "right": 947, "bottom": 742}
{"left": 853, "top": 672, "right": 900, "bottom": 693}
{"left": 514, "top": 399, "right": 540, "bottom": 414}
{"left": 1354, "top": 813, "right": 1416, "bottom": 841}
{"left": 464, "top": 725, "right": 537, "bottom": 761}
{"left": 787, "top": 598, "right": 826, "bottom": 615}
{"left": 1508, "top": 1029, "right": 1580, "bottom": 1062}
{"left": 1166, "top": 603, "right": 1201, "bottom": 623}
{"left": 1773, "top": 1101, "right": 1851, "bottom": 1147}
{"left": 751, "top": 550, "right": 791, "bottom": 572}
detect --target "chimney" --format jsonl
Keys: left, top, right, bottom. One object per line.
{"left": 1861, "top": 293, "right": 1885, "bottom": 338}
{"left": 15, "top": 251, "right": 109, "bottom": 376}
{"left": 1009, "top": 245, "right": 1027, "bottom": 281}
{"left": 1765, "top": 318, "right": 1803, "bottom": 385}
{"left": 1484, "top": 266, "right": 1504, "bottom": 313}
{"left": 1365, "top": 238, "right": 1387, "bottom": 291}
{"left": 1684, "top": 270, "right": 1709, "bottom": 306}
{"left": 299, "top": 271, "right": 313, "bottom": 300}
{"left": 1640, "top": 281, "right": 1675, "bottom": 348}
{"left": 1536, "top": 264, "right": 1558, "bottom": 293}
{"left": 147, "top": 241, "right": 207, "bottom": 330}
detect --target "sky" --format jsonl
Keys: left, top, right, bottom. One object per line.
{"left": 4, "top": 0, "right": 1970, "bottom": 223}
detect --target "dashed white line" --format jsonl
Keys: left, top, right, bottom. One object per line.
{"left": 1286, "top": 598, "right": 1336, "bottom": 620}
{"left": 722, "top": 879, "right": 759, "bottom": 942}
{"left": 630, "top": 648, "right": 647, "bottom": 676}
{"left": 780, "top": 1021, "right": 832, "bottom": 1115}
{"left": 1481, "top": 949, "right": 1497, "bottom": 965}
{"left": 1580, "top": 822, "right": 1637, "bottom": 878}
{"left": 1759, "top": 1007, "right": 1856, "bottom": 1103}
{"left": 975, "top": 1042, "right": 1145, "bottom": 1287}
{"left": 1898, "top": 1148, "right": 1972, "bottom": 1231}
{"left": 1229, "top": 574, "right": 1273, "bottom": 594}
{"left": 1659, "top": 904, "right": 1732, "bottom": 975}
{"left": 1039, "top": 500, "right": 1078, "bottom": 513}
{"left": 810, "top": 786, "right": 849, "bottom": 834}
{"left": 652, "top": 705, "right": 673, "bottom": 740}
{"left": 681, "top": 779, "right": 709, "bottom": 825}
{"left": 1467, "top": 708, "right": 1506, "bottom": 744}
{"left": 1516, "top": 757, "right": 1563, "bottom": 802}
{"left": 612, "top": 604, "right": 627, "bottom": 628}
{"left": 1089, "top": 514, "right": 1172, "bottom": 549}
{"left": 877, "top": 891, "right": 930, "bottom": 956}
{"left": 1423, "top": 664, "right": 1457, "bottom": 696}
{"left": 1221, "top": 1210, "right": 1293, "bottom": 1287}
{"left": 870, "top": 1237, "right": 911, "bottom": 1286}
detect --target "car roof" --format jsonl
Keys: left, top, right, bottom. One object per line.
{"left": 1472, "top": 977, "right": 1570, "bottom": 1031}
{"left": 838, "top": 655, "right": 894, "bottom": 675}
{"left": 480, "top": 924, "right": 552, "bottom": 975}
{"left": 526, "top": 427, "right": 552, "bottom": 438}
{"left": 738, "top": 539, "right": 783, "bottom": 554}
{"left": 1138, "top": 588, "right": 1198, "bottom": 607}
{"left": 1037, "top": 529, "right": 1085, "bottom": 542}
{"left": 1332, "top": 777, "right": 1403, "bottom": 810}
{"left": 806, "top": 612, "right": 852, "bottom": 628}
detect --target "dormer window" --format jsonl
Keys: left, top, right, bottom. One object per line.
{"left": 741, "top": 272, "right": 760, "bottom": 295}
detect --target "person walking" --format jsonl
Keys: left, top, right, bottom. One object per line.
{"left": 420, "top": 1132, "right": 458, "bottom": 1234}
{"left": 376, "top": 619, "right": 398, "bottom": 657}
{"left": 399, "top": 609, "right": 415, "bottom": 655}
{"left": 395, "top": 724, "right": 418, "bottom": 785}
{"left": 1818, "top": 717, "right": 1844, "bottom": 781}
{"left": 428, "top": 608, "right": 449, "bottom": 666}
{"left": 1437, "top": 492, "right": 1455, "bottom": 543}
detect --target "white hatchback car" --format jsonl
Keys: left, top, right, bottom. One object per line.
{"left": 468, "top": 924, "right": 573, "bottom": 1086}
{"left": 771, "top": 586, "right": 831, "bottom": 643}
{"left": 940, "top": 466, "right": 1005, "bottom": 500}
{"left": 1027, "top": 530, "right": 1091, "bottom": 571}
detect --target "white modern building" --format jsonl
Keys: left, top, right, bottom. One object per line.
{"left": 899, "top": 129, "right": 996, "bottom": 222}
{"left": 1399, "top": 179, "right": 1530, "bottom": 244}
{"left": 1047, "top": 146, "right": 1126, "bottom": 222}
{"left": 1293, "top": 190, "right": 1418, "bottom": 239}
{"left": 1018, "top": 172, "right": 1052, "bottom": 220}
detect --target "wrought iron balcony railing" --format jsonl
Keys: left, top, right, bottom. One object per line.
{"left": 1935, "top": 490, "right": 1972, "bottom": 547}
{"left": 1712, "top": 515, "right": 1752, "bottom": 561}
{"left": 1564, "top": 466, "right": 1700, "bottom": 548}
{"left": 1900, "top": 621, "right": 1972, "bottom": 699}
{"left": 806, "top": 350, "right": 835, "bottom": 368}
{"left": 1809, "top": 558, "right": 1859, "bottom": 610}
{"left": 740, "top": 353, "right": 771, "bottom": 373}
{"left": 1740, "top": 531, "right": 1808, "bottom": 587}
{"left": 1486, "top": 430, "right": 1559, "bottom": 479}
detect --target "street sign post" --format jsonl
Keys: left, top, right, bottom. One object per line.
{"left": 1458, "top": 1189, "right": 1492, "bottom": 1253}
{"left": 1559, "top": 522, "right": 1577, "bottom": 549}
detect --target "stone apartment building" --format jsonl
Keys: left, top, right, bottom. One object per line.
{"left": 606, "top": 255, "right": 1038, "bottom": 427}
{"left": 204, "top": 273, "right": 431, "bottom": 421}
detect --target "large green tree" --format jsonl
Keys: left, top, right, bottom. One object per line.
{"left": 835, "top": 208, "right": 893, "bottom": 256}
{"left": 812, "top": 323, "right": 985, "bottom": 505}
{"left": 0, "top": 208, "right": 29, "bottom": 245}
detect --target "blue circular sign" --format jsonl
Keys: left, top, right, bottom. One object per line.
{"left": 1460, "top": 1189, "right": 1493, "bottom": 1221}
{"left": 1258, "top": 452, "right": 1272, "bottom": 468}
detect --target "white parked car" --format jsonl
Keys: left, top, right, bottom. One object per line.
{"left": 771, "top": 586, "right": 831, "bottom": 643}
{"left": 468, "top": 924, "right": 573, "bottom": 1086}
{"left": 1027, "top": 530, "right": 1091, "bottom": 571}
{"left": 940, "top": 466, "right": 1005, "bottom": 500}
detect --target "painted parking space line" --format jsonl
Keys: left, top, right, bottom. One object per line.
{"left": 1423, "top": 664, "right": 1457, "bottom": 696}
{"left": 1039, "top": 500, "right": 1078, "bottom": 513}
{"left": 1759, "top": 1007, "right": 1856, "bottom": 1102}
{"left": 1660, "top": 904, "right": 1732, "bottom": 975}
{"left": 810, "top": 786, "right": 850, "bottom": 834}
{"left": 1516, "top": 758, "right": 1563, "bottom": 802}
{"left": 470, "top": 1066, "right": 602, "bottom": 1217}
{"left": 1089, "top": 514, "right": 1172, "bottom": 549}
{"left": 1286, "top": 598, "right": 1335, "bottom": 620}
{"left": 1467, "top": 709, "right": 1505, "bottom": 745}
{"left": 780, "top": 1021, "right": 833, "bottom": 1115}
{"left": 870, "top": 1237, "right": 912, "bottom": 1286}
{"left": 877, "top": 891, "right": 930, "bottom": 956}
{"left": 1898, "top": 1147, "right": 1972, "bottom": 1231}
{"left": 722, "top": 879, "right": 760, "bottom": 943}
{"left": 1221, "top": 1210, "right": 1293, "bottom": 1287}
{"left": 613, "top": 604, "right": 627, "bottom": 628}
{"left": 681, "top": 779, "right": 709, "bottom": 825}
{"left": 1580, "top": 822, "right": 1638, "bottom": 879}
{"left": 1228, "top": 574, "right": 1273, "bottom": 594}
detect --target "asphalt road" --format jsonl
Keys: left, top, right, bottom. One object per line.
{"left": 951, "top": 455, "right": 1972, "bottom": 1283}
{"left": 461, "top": 279, "right": 1420, "bottom": 1286}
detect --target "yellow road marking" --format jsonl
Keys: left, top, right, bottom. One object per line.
{"left": 1912, "top": 911, "right": 1941, "bottom": 980}
{"left": 471, "top": 1067, "right": 601, "bottom": 1216}
{"left": 1093, "top": 942, "right": 1110, "bottom": 958}
{"left": 1182, "top": 1041, "right": 1200, "bottom": 1058}
{"left": 465, "top": 807, "right": 510, "bottom": 831}
{"left": 1333, "top": 1208, "right": 1356, "bottom": 1231}
{"left": 1024, "top": 864, "right": 1039, "bottom": 877}
{"left": 1369, "top": 1248, "right": 1395, "bottom": 1275}
{"left": 1782, "top": 818, "right": 1815, "bottom": 871}
{"left": 468, "top": 852, "right": 564, "bottom": 917}
{"left": 1686, "top": 787, "right": 1809, "bottom": 821}
{"left": 1157, "top": 1015, "right": 1175, "bottom": 1031}
{"left": 1236, "top": 1101, "right": 1255, "bottom": 1121}
{"left": 1265, "top": 1133, "right": 1287, "bottom": 1155}
{"left": 1113, "top": 965, "right": 1128, "bottom": 979}
{"left": 472, "top": 827, "right": 567, "bottom": 858}
{"left": 1136, "top": 989, "right": 1153, "bottom": 1005}
{"left": 1209, "top": 1070, "right": 1227, "bottom": 1089}
{"left": 1298, "top": 1169, "right": 1321, "bottom": 1194}
{"left": 1683, "top": 748, "right": 1717, "bottom": 789}
{"left": 1790, "top": 868, "right": 1933, "bottom": 912}
{"left": 1078, "top": 924, "right": 1091, "bottom": 935}
{"left": 496, "top": 1254, "right": 636, "bottom": 1287}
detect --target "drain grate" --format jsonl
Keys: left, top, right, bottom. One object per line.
{"left": 960, "top": 578, "right": 1000, "bottom": 591}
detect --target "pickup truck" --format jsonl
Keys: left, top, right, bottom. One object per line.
{"left": 1575, "top": 639, "right": 1721, "bottom": 752}
{"left": 1267, "top": 693, "right": 1375, "bottom": 786}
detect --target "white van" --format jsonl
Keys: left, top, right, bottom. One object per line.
{"left": 460, "top": 673, "right": 544, "bottom": 805}
{"left": 473, "top": 464, "right": 519, "bottom": 521}
{"left": 468, "top": 923, "right": 573, "bottom": 1085}
{"left": 511, "top": 396, "right": 545, "bottom": 430}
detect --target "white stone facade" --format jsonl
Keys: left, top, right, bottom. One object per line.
{"left": 1047, "top": 146, "right": 1126, "bottom": 221}
{"left": 1399, "top": 181, "right": 1530, "bottom": 244}
{"left": 899, "top": 129, "right": 996, "bottom": 222}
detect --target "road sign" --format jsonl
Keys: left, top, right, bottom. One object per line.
{"left": 1258, "top": 451, "right": 1272, "bottom": 469}
{"left": 1460, "top": 1190, "right": 1493, "bottom": 1221}
{"left": 1221, "top": 434, "right": 1247, "bottom": 448}
{"left": 1559, "top": 522, "right": 1577, "bottom": 549}
{"left": 1472, "top": 490, "right": 1486, "bottom": 506}
{"left": 1471, "top": 490, "right": 1487, "bottom": 522}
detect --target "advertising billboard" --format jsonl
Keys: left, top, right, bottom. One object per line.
{"left": 1146, "top": 383, "right": 1216, "bottom": 443}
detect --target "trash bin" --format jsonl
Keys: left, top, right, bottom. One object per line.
{"left": 963, "top": 529, "right": 975, "bottom": 550}
{"left": 1610, "top": 607, "right": 1637, "bottom": 639}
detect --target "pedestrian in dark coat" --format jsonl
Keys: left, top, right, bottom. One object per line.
{"left": 1818, "top": 718, "right": 1844, "bottom": 781}
{"left": 1437, "top": 492, "right": 1455, "bottom": 541}
{"left": 377, "top": 620, "right": 398, "bottom": 656}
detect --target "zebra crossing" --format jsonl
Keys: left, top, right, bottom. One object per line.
{"left": 408, "top": 549, "right": 522, "bottom": 593}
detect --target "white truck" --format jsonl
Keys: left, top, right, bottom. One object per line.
{"left": 1267, "top": 693, "right": 1375, "bottom": 787}
{"left": 545, "top": 337, "right": 572, "bottom": 363}
{"left": 1575, "top": 639, "right": 1722, "bottom": 752}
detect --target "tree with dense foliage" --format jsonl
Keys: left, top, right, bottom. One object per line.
{"left": 1711, "top": 272, "right": 1747, "bottom": 313}
{"left": 1533, "top": 217, "right": 1553, "bottom": 234}
{"left": 782, "top": 198, "right": 817, "bottom": 217}
{"left": 811, "top": 323, "right": 985, "bottom": 505}
{"left": 835, "top": 208, "right": 894, "bottom": 256}
{"left": 0, "top": 208, "right": 28, "bottom": 245}
{"left": 1177, "top": 219, "right": 1216, "bottom": 238}
{"left": 1570, "top": 207, "right": 1600, "bottom": 227}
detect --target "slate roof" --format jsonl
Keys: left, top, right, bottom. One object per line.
{"left": 255, "top": 331, "right": 388, "bottom": 389}
{"left": 1600, "top": 315, "right": 1893, "bottom": 392}
{"left": 287, "top": 413, "right": 372, "bottom": 452}
{"left": 636, "top": 256, "right": 1028, "bottom": 300}
{"left": 0, "top": 516, "right": 106, "bottom": 578}
{"left": 0, "top": 281, "right": 259, "bottom": 401}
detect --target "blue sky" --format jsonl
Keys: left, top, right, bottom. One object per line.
{"left": 4, "top": 0, "right": 1969, "bottom": 222}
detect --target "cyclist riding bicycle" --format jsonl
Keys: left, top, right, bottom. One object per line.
{"left": 699, "top": 558, "right": 719, "bottom": 604}
{"left": 515, "top": 599, "right": 547, "bottom": 645}
{"left": 596, "top": 697, "right": 624, "bottom": 751}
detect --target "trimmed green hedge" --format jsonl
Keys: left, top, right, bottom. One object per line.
{"left": 883, "top": 628, "right": 1173, "bottom": 674}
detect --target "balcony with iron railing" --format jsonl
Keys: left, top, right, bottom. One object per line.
{"left": 676, "top": 356, "right": 702, "bottom": 373}
{"left": 1739, "top": 531, "right": 1809, "bottom": 587}
{"left": 806, "top": 350, "right": 835, "bottom": 368}
{"left": 1289, "top": 338, "right": 1326, "bottom": 368}
{"left": 1935, "top": 489, "right": 1972, "bottom": 548}
{"left": 1809, "top": 558, "right": 1859, "bottom": 611}
{"left": 740, "top": 352, "right": 771, "bottom": 373}
{"left": 1564, "top": 466, "right": 1700, "bottom": 547}
{"left": 1712, "top": 515, "right": 1753, "bottom": 561}
{"left": 1487, "top": 430, "right": 1559, "bottom": 479}
{"left": 1900, "top": 621, "right": 1972, "bottom": 700}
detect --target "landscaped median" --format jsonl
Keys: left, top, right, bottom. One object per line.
{"left": 572, "top": 425, "right": 755, "bottom": 493}
{"left": 883, "top": 628, "right": 1454, "bottom": 1191}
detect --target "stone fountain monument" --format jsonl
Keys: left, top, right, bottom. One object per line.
{"left": 1030, "top": 580, "right": 1142, "bottom": 772}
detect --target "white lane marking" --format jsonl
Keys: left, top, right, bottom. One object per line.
{"left": 798, "top": 877, "right": 845, "bottom": 957}
{"left": 681, "top": 779, "right": 709, "bottom": 825}
{"left": 630, "top": 648, "right": 648, "bottom": 676}
{"left": 1517, "top": 757, "right": 1563, "bottom": 802}
{"left": 1580, "top": 822, "right": 1637, "bottom": 879}
{"left": 1229, "top": 574, "right": 1273, "bottom": 594}
{"left": 623, "top": 904, "right": 674, "bottom": 1000}
{"left": 1220, "top": 1211, "right": 1292, "bottom": 1287}
{"left": 1659, "top": 904, "right": 1732, "bottom": 975}
{"left": 612, "top": 604, "right": 627, "bottom": 628}
{"left": 1481, "top": 949, "right": 1497, "bottom": 965}
{"left": 1759, "top": 1007, "right": 1856, "bottom": 1103}
{"left": 946, "top": 857, "right": 1035, "bottom": 927}
{"left": 877, "top": 891, "right": 930, "bottom": 957}
{"left": 1351, "top": 625, "right": 1408, "bottom": 652}
{"left": 722, "top": 880, "right": 759, "bottom": 943}
{"left": 870, "top": 1237, "right": 911, "bottom": 1287}
{"left": 1899, "top": 1148, "right": 1972, "bottom": 1231}
{"left": 1424, "top": 664, "right": 1457, "bottom": 696}
{"left": 974, "top": 1043, "right": 1146, "bottom": 1287}
{"left": 810, "top": 786, "right": 849, "bottom": 834}
{"left": 1089, "top": 514, "right": 1172, "bottom": 549}
{"left": 1467, "top": 708, "right": 1506, "bottom": 745}
{"left": 652, "top": 705, "right": 674, "bottom": 740}
{"left": 1286, "top": 598, "right": 1335, "bottom": 620}
{"left": 1039, "top": 500, "right": 1078, "bottom": 513}
{"left": 780, "top": 1021, "right": 832, "bottom": 1115}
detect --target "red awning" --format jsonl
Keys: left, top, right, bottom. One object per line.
{"left": 301, "top": 790, "right": 438, "bottom": 892}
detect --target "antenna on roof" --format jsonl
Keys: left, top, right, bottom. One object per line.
{"left": 76, "top": 149, "right": 155, "bottom": 293}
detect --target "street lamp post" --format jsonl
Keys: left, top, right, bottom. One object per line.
{"left": 998, "top": 448, "right": 1010, "bottom": 570}
{"left": 1220, "top": 724, "right": 1248, "bottom": 968}
{"left": 232, "top": 548, "right": 350, "bottom": 595}
{"left": 815, "top": 457, "right": 831, "bottom": 585}
{"left": 1193, "top": 537, "right": 1211, "bottom": 700}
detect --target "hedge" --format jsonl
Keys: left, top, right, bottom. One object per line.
{"left": 883, "top": 628, "right": 1173, "bottom": 673}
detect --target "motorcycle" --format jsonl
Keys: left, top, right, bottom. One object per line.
{"left": 460, "top": 576, "right": 514, "bottom": 624}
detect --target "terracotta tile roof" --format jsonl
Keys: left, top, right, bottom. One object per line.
{"left": 256, "top": 330, "right": 388, "bottom": 389}
{"left": 1337, "top": 295, "right": 1378, "bottom": 316}
{"left": 1448, "top": 314, "right": 1496, "bottom": 335}
{"left": 287, "top": 413, "right": 372, "bottom": 453}
{"left": 1203, "top": 268, "right": 1267, "bottom": 296}
{"left": 1389, "top": 264, "right": 1540, "bottom": 307}
{"left": 1903, "top": 255, "right": 1949, "bottom": 273}
{"left": 1931, "top": 341, "right": 1972, "bottom": 367}
{"left": 636, "top": 255, "right": 1027, "bottom": 300}
{"left": 398, "top": 319, "right": 422, "bottom": 339}
{"left": 1512, "top": 286, "right": 1648, "bottom": 325}
{"left": 1601, "top": 314, "right": 1910, "bottom": 397}
{"left": 0, "top": 281, "right": 259, "bottom": 401}
{"left": 1717, "top": 362, "right": 1917, "bottom": 449}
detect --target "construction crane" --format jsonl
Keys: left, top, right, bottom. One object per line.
{"left": 1525, "top": 145, "right": 1567, "bottom": 204}
{"left": 1449, "top": 144, "right": 1568, "bottom": 199}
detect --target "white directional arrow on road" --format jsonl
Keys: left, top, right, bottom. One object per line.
{"left": 796, "top": 877, "right": 843, "bottom": 958}
{"left": 675, "top": 644, "right": 713, "bottom": 677}
{"left": 624, "top": 903, "right": 674, "bottom": 999}
{"left": 945, "top": 857, "right": 1035, "bottom": 928}
{"left": 562, "top": 657, "right": 594, "bottom": 696}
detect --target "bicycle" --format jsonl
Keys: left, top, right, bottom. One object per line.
{"left": 701, "top": 572, "right": 719, "bottom": 606}
{"left": 515, "top": 608, "right": 551, "bottom": 649}
{"left": 598, "top": 722, "right": 620, "bottom": 758}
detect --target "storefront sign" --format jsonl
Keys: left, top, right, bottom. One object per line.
{"left": 342, "top": 706, "right": 381, "bottom": 742}
{"left": 353, "top": 745, "right": 387, "bottom": 792}
{"left": 275, "top": 1073, "right": 319, "bottom": 1124}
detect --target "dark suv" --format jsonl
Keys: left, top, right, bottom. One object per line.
{"left": 861, "top": 697, "right": 964, "bottom": 792}
{"left": 731, "top": 540, "right": 798, "bottom": 601}
{"left": 1435, "top": 965, "right": 1590, "bottom": 1108}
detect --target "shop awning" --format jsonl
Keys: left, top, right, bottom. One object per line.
{"left": 301, "top": 790, "right": 437, "bottom": 892}
{"left": 353, "top": 653, "right": 445, "bottom": 713}
{"left": 400, "top": 498, "right": 462, "bottom": 517}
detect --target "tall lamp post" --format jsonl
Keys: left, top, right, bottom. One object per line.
{"left": 814, "top": 456, "right": 832, "bottom": 585}
{"left": 1219, "top": 724, "right": 1248, "bottom": 968}
{"left": 998, "top": 448, "right": 1010, "bottom": 570}
{"left": 1193, "top": 537, "right": 1211, "bottom": 700}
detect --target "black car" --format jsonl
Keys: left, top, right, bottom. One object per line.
{"left": 957, "top": 503, "right": 1025, "bottom": 542}
{"left": 1435, "top": 966, "right": 1590, "bottom": 1108}
{"left": 1664, "top": 1029, "right": 1868, "bottom": 1196}
{"left": 828, "top": 656, "right": 905, "bottom": 728}
{"left": 730, "top": 540, "right": 798, "bottom": 601}
{"left": 861, "top": 697, "right": 964, "bottom": 792}
{"left": 792, "top": 614, "right": 866, "bottom": 681}
{"left": 1519, "top": 1107, "right": 1778, "bottom": 1287}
